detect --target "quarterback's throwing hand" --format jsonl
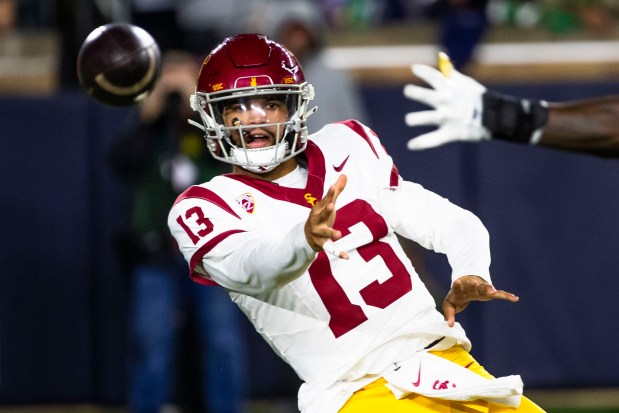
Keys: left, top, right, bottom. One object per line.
{"left": 304, "top": 174, "right": 349, "bottom": 259}
{"left": 443, "top": 275, "right": 519, "bottom": 327}
{"left": 403, "top": 53, "right": 491, "bottom": 150}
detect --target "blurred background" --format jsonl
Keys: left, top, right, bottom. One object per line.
{"left": 1, "top": 0, "right": 619, "bottom": 412}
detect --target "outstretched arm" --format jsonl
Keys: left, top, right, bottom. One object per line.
{"left": 404, "top": 53, "right": 619, "bottom": 158}
{"left": 541, "top": 95, "right": 619, "bottom": 157}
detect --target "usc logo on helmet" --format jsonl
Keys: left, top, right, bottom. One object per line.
{"left": 282, "top": 76, "right": 295, "bottom": 84}
{"left": 212, "top": 82, "right": 224, "bottom": 91}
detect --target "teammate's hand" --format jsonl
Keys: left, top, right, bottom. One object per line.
{"left": 442, "top": 275, "right": 519, "bottom": 327}
{"left": 403, "top": 53, "right": 491, "bottom": 150}
{"left": 304, "top": 174, "right": 349, "bottom": 259}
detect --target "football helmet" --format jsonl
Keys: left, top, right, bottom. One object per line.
{"left": 189, "top": 33, "right": 315, "bottom": 173}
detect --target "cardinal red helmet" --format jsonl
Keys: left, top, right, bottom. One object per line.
{"left": 189, "top": 33, "right": 315, "bottom": 173}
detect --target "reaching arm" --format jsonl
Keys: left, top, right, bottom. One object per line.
{"left": 404, "top": 53, "right": 619, "bottom": 158}
{"left": 541, "top": 95, "right": 619, "bottom": 157}
{"left": 170, "top": 175, "right": 348, "bottom": 294}
{"left": 381, "top": 180, "right": 519, "bottom": 325}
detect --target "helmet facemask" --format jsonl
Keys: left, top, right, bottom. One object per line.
{"left": 190, "top": 82, "right": 314, "bottom": 173}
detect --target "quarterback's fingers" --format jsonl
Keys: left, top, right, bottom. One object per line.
{"left": 323, "top": 240, "right": 349, "bottom": 260}
{"left": 460, "top": 277, "right": 497, "bottom": 300}
{"left": 459, "top": 278, "right": 519, "bottom": 303}
{"left": 475, "top": 280, "right": 496, "bottom": 296}
{"left": 331, "top": 174, "right": 347, "bottom": 205}
{"left": 315, "top": 225, "right": 341, "bottom": 242}
{"left": 463, "top": 277, "right": 484, "bottom": 293}
{"left": 314, "top": 203, "right": 338, "bottom": 236}
{"left": 321, "top": 174, "right": 347, "bottom": 207}
{"left": 304, "top": 220, "right": 342, "bottom": 252}
{"left": 442, "top": 300, "right": 458, "bottom": 327}
{"left": 490, "top": 289, "right": 520, "bottom": 303}
{"left": 407, "top": 130, "right": 452, "bottom": 150}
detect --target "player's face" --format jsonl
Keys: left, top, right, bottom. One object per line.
{"left": 221, "top": 97, "right": 290, "bottom": 149}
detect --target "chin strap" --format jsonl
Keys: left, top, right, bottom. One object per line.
{"left": 232, "top": 141, "right": 289, "bottom": 174}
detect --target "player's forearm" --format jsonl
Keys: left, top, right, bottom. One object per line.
{"left": 539, "top": 95, "right": 619, "bottom": 158}
{"left": 204, "top": 222, "right": 317, "bottom": 294}
{"left": 439, "top": 212, "right": 492, "bottom": 285}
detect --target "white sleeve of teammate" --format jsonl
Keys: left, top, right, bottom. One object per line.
{"left": 202, "top": 221, "right": 317, "bottom": 294}
{"left": 380, "top": 180, "right": 492, "bottom": 285}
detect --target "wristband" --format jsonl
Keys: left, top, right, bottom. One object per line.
{"left": 482, "top": 91, "right": 549, "bottom": 144}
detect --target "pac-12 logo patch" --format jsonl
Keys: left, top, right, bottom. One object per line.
{"left": 236, "top": 192, "right": 255, "bottom": 214}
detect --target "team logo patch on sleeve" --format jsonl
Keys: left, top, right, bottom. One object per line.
{"left": 236, "top": 192, "right": 255, "bottom": 213}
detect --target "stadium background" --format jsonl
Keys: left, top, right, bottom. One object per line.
{"left": 1, "top": 1, "right": 619, "bottom": 412}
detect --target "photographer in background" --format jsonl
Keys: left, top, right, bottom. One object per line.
{"left": 109, "top": 50, "right": 247, "bottom": 413}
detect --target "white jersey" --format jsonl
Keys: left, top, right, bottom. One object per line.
{"left": 168, "top": 120, "right": 492, "bottom": 413}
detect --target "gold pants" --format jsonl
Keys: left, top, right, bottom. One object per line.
{"left": 339, "top": 346, "right": 546, "bottom": 413}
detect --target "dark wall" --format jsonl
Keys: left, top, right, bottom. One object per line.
{"left": 0, "top": 93, "right": 132, "bottom": 403}
{"left": 1, "top": 79, "right": 618, "bottom": 404}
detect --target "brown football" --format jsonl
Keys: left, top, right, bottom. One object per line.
{"left": 77, "top": 23, "right": 161, "bottom": 106}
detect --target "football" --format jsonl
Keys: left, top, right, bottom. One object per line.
{"left": 77, "top": 23, "right": 161, "bottom": 106}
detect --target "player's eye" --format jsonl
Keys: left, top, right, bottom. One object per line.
{"left": 223, "top": 103, "right": 245, "bottom": 114}
{"left": 265, "top": 100, "right": 285, "bottom": 111}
